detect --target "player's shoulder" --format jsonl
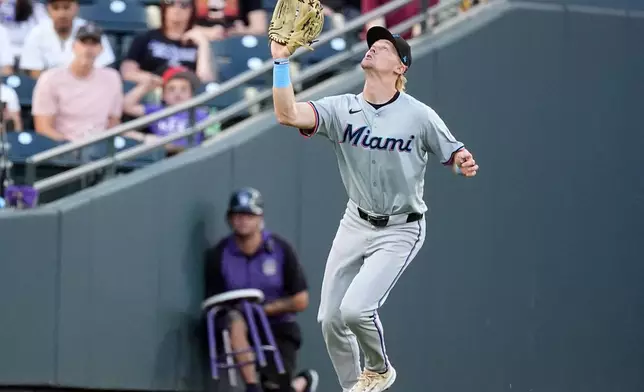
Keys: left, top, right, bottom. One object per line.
{"left": 311, "top": 93, "right": 356, "bottom": 108}
{"left": 400, "top": 92, "right": 443, "bottom": 119}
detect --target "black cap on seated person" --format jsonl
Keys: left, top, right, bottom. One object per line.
{"left": 75, "top": 23, "right": 103, "bottom": 41}
{"left": 366, "top": 26, "right": 412, "bottom": 71}
{"left": 227, "top": 188, "right": 264, "bottom": 216}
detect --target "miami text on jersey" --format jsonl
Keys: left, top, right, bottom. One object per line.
{"left": 339, "top": 124, "right": 415, "bottom": 152}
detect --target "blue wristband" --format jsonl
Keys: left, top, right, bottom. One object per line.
{"left": 273, "top": 58, "right": 291, "bottom": 88}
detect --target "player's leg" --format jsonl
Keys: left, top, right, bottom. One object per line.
{"left": 339, "top": 217, "right": 426, "bottom": 391}
{"left": 317, "top": 206, "right": 369, "bottom": 391}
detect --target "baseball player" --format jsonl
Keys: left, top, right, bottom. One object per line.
{"left": 268, "top": 6, "right": 479, "bottom": 391}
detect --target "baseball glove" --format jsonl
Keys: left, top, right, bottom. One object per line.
{"left": 268, "top": 0, "right": 325, "bottom": 55}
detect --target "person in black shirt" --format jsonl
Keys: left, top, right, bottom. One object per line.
{"left": 120, "top": 0, "right": 215, "bottom": 85}
{"left": 204, "top": 188, "right": 319, "bottom": 392}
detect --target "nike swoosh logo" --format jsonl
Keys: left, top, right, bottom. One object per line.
{"left": 349, "top": 109, "right": 362, "bottom": 114}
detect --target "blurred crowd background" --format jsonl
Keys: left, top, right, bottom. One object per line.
{"left": 0, "top": 0, "right": 486, "bottom": 156}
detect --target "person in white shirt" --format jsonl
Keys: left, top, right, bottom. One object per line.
{"left": 0, "top": 23, "right": 13, "bottom": 75}
{"left": 19, "top": 0, "right": 115, "bottom": 79}
{"left": 1, "top": 83, "right": 22, "bottom": 130}
{"left": 0, "top": 0, "right": 49, "bottom": 62}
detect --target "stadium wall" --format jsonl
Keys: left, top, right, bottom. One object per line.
{"left": 1, "top": 2, "right": 643, "bottom": 392}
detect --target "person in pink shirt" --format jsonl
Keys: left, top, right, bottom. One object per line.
{"left": 32, "top": 22, "right": 123, "bottom": 161}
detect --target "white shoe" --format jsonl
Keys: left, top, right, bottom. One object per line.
{"left": 348, "top": 366, "right": 397, "bottom": 392}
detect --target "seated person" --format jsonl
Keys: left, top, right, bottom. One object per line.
{"left": 204, "top": 188, "right": 319, "bottom": 392}
{"left": 0, "top": 0, "right": 49, "bottom": 64}
{"left": 120, "top": 0, "right": 215, "bottom": 85}
{"left": 19, "top": 0, "right": 115, "bottom": 79}
{"left": 0, "top": 24, "right": 14, "bottom": 75}
{"left": 123, "top": 65, "right": 220, "bottom": 155}
{"left": 1, "top": 83, "right": 22, "bottom": 131}
{"left": 31, "top": 24, "right": 123, "bottom": 159}
{"left": 194, "top": 0, "right": 267, "bottom": 40}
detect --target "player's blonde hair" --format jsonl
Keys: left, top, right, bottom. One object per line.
{"left": 395, "top": 74, "right": 407, "bottom": 92}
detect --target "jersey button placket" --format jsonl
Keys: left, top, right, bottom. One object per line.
{"left": 370, "top": 113, "right": 378, "bottom": 211}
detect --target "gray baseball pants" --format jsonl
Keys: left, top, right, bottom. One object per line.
{"left": 317, "top": 199, "right": 426, "bottom": 391}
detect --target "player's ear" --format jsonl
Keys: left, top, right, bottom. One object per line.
{"left": 395, "top": 63, "right": 405, "bottom": 76}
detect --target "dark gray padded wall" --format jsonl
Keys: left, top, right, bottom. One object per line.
{"left": 0, "top": 210, "right": 59, "bottom": 385}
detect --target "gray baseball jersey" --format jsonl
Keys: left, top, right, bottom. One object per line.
{"left": 300, "top": 92, "right": 464, "bottom": 216}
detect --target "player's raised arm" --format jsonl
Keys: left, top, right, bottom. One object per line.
{"left": 270, "top": 42, "right": 317, "bottom": 130}
{"left": 267, "top": 0, "right": 325, "bottom": 131}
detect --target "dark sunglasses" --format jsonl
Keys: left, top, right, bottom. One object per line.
{"left": 162, "top": 0, "right": 192, "bottom": 7}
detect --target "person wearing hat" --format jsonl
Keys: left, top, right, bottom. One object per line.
{"left": 204, "top": 188, "right": 319, "bottom": 392}
{"left": 32, "top": 22, "right": 123, "bottom": 149}
{"left": 123, "top": 65, "right": 220, "bottom": 154}
{"left": 20, "top": 0, "right": 115, "bottom": 79}
{"left": 270, "top": 25, "right": 479, "bottom": 392}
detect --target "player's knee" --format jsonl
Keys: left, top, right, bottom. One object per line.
{"left": 339, "top": 303, "right": 364, "bottom": 327}
{"left": 319, "top": 312, "right": 343, "bottom": 335}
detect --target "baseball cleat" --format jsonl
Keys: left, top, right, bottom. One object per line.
{"left": 348, "top": 366, "right": 397, "bottom": 392}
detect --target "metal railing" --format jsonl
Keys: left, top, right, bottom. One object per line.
{"left": 26, "top": 0, "right": 466, "bottom": 195}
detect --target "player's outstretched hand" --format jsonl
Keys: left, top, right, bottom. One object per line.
{"left": 453, "top": 148, "right": 479, "bottom": 177}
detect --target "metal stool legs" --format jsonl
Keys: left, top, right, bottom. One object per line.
{"left": 205, "top": 299, "right": 287, "bottom": 383}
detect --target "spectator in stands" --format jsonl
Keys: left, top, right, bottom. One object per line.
{"left": 0, "top": 23, "right": 13, "bottom": 74}
{"left": 362, "top": 0, "right": 438, "bottom": 40}
{"left": 321, "top": 0, "right": 361, "bottom": 23}
{"left": 1, "top": 82, "right": 22, "bottom": 131}
{"left": 32, "top": 23, "right": 122, "bottom": 147}
{"left": 194, "top": 0, "right": 267, "bottom": 39}
{"left": 20, "top": 0, "right": 115, "bottom": 79}
{"left": 123, "top": 65, "right": 220, "bottom": 155}
{"left": 121, "top": 0, "right": 215, "bottom": 85}
{"left": 204, "top": 188, "right": 319, "bottom": 392}
{"left": 0, "top": 0, "right": 49, "bottom": 64}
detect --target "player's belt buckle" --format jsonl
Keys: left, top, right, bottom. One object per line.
{"left": 358, "top": 208, "right": 389, "bottom": 227}
{"left": 358, "top": 208, "right": 423, "bottom": 227}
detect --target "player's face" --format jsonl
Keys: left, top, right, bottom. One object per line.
{"left": 230, "top": 213, "right": 262, "bottom": 236}
{"left": 163, "top": 79, "right": 193, "bottom": 105}
{"left": 361, "top": 40, "right": 404, "bottom": 76}
{"left": 47, "top": 0, "right": 78, "bottom": 33}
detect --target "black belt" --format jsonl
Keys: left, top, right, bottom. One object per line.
{"left": 357, "top": 208, "right": 423, "bottom": 228}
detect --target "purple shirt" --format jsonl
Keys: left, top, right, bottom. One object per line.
{"left": 205, "top": 231, "right": 308, "bottom": 324}
{"left": 144, "top": 104, "right": 208, "bottom": 147}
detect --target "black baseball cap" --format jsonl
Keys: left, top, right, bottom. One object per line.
{"left": 366, "top": 26, "right": 412, "bottom": 71}
{"left": 75, "top": 23, "right": 103, "bottom": 41}
{"left": 227, "top": 188, "right": 264, "bottom": 216}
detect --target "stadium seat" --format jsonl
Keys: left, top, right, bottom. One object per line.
{"left": 78, "top": 0, "right": 148, "bottom": 34}
{"left": 6, "top": 131, "right": 61, "bottom": 163}
{"left": 196, "top": 82, "right": 248, "bottom": 111}
{"left": 1, "top": 74, "right": 37, "bottom": 107}
{"left": 211, "top": 35, "right": 272, "bottom": 87}
{"left": 262, "top": 0, "right": 276, "bottom": 13}
{"left": 123, "top": 80, "right": 137, "bottom": 94}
